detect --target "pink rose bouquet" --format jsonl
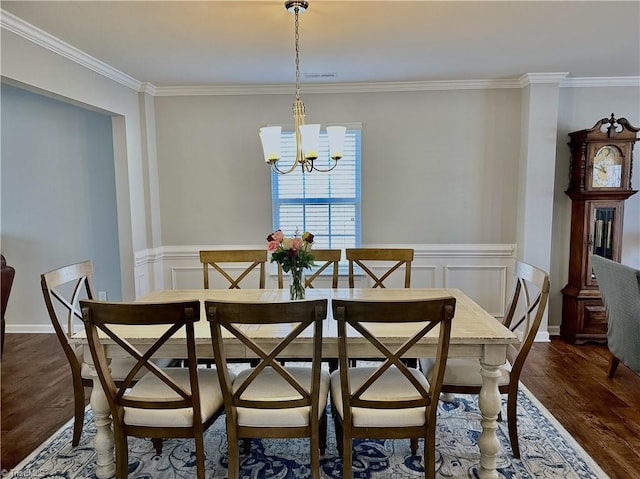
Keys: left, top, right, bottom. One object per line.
{"left": 266, "top": 229, "right": 315, "bottom": 273}
{"left": 267, "top": 229, "right": 315, "bottom": 300}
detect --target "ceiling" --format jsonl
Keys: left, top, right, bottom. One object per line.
{"left": 2, "top": 1, "right": 640, "bottom": 88}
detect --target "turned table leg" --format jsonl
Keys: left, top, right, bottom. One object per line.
{"left": 87, "top": 364, "right": 116, "bottom": 479}
{"left": 476, "top": 357, "right": 503, "bottom": 479}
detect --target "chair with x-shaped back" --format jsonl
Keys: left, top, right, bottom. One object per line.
{"left": 420, "top": 261, "right": 549, "bottom": 458}
{"left": 277, "top": 248, "right": 341, "bottom": 289}
{"left": 346, "top": 248, "right": 415, "bottom": 366}
{"left": 331, "top": 296, "right": 456, "bottom": 479}
{"left": 206, "top": 298, "right": 329, "bottom": 479}
{"left": 41, "top": 261, "right": 96, "bottom": 446}
{"left": 41, "top": 260, "right": 175, "bottom": 447}
{"left": 199, "top": 250, "right": 267, "bottom": 289}
{"left": 278, "top": 249, "right": 341, "bottom": 370}
{"left": 80, "top": 299, "right": 228, "bottom": 479}
{"left": 346, "top": 248, "right": 413, "bottom": 288}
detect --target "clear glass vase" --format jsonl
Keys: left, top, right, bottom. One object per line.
{"left": 289, "top": 265, "right": 306, "bottom": 300}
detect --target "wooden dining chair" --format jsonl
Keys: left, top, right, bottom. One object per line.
{"left": 277, "top": 248, "right": 341, "bottom": 289}
{"left": 330, "top": 297, "right": 456, "bottom": 479}
{"left": 41, "top": 261, "right": 95, "bottom": 447}
{"left": 346, "top": 248, "right": 413, "bottom": 289}
{"left": 346, "top": 248, "right": 415, "bottom": 366}
{"left": 199, "top": 249, "right": 267, "bottom": 289}
{"left": 80, "top": 299, "right": 227, "bottom": 479}
{"left": 277, "top": 249, "right": 341, "bottom": 370}
{"left": 41, "top": 261, "right": 175, "bottom": 447}
{"left": 205, "top": 298, "right": 329, "bottom": 479}
{"left": 199, "top": 249, "right": 268, "bottom": 367}
{"left": 420, "top": 261, "right": 549, "bottom": 458}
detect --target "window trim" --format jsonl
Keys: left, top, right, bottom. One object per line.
{"left": 270, "top": 122, "right": 362, "bottom": 254}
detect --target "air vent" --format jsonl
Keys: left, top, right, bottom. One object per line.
{"left": 303, "top": 72, "right": 338, "bottom": 79}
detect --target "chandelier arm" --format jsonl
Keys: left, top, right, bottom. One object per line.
{"left": 303, "top": 160, "right": 314, "bottom": 173}
{"left": 271, "top": 161, "right": 300, "bottom": 175}
{"left": 308, "top": 160, "right": 339, "bottom": 173}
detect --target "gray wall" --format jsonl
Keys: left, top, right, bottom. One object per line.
{"left": 1, "top": 84, "right": 121, "bottom": 327}
{"left": 154, "top": 88, "right": 522, "bottom": 245}
{"left": 153, "top": 85, "right": 639, "bottom": 335}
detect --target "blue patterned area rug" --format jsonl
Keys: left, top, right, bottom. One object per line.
{"left": 9, "top": 385, "right": 608, "bottom": 479}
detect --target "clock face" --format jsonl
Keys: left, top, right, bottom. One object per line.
{"left": 591, "top": 145, "right": 623, "bottom": 188}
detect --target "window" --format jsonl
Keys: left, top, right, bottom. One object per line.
{"left": 271, "top": 124, "right": 361, "bottom": 252}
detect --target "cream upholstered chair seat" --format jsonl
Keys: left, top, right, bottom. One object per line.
{"left": 233, "top": 367, "right": 330, "bottom": 427}
{"left": 330, "top": 366, "right": 431, "bottom": 427}
{"left": 123, "top": 368, "right": 228, "bottom": 428}
{"left": 420, "top": 358, "right": 511, "bottom": 387}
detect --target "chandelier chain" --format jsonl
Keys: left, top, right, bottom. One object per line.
{"left": 259, "top": 1, "right": 343, "bottom": 174}
{"left": 294, "top": 6, "right": 301, "bottom": 101}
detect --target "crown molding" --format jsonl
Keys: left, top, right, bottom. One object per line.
{"left": 519, "top": 73, "right": 640, "bottom": 88}
{"left": 560, "top": 76, "right": 640, "bottom": 88}
{"left": 113, "top": 76, "right": 640, "bottom": 96}
{"left": 3, "top": 9, "right": 638, "bottom": 96}
{"left": 1, "top": 9, "right": 143, "bottom": 91}
{"left": 139, "top": 82, "right": 158, "bottom": 96}
{"left": 519, "top": 73, "right": 569, "bottom": 87}
{"left": 151, "top": 79, "right": 524, "bottom": 96}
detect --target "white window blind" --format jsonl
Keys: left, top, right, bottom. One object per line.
{"left": 271, "top": 125, "right": 361, "bottom": 251}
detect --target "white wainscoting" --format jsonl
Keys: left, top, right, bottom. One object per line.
{"left": 134, "top": 244, "right": 517, "bottom": 323}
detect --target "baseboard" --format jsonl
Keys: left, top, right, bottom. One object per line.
{"left": 535, "top": 331, "right": 551, "bottom": 342}
{"left": 547, "top": 325, "right": 561, "bottom": 337}
{"left": 6, "top": 324, "right": 55, "bottom": 334}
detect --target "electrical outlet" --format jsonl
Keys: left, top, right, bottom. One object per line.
{"left": 98, "top": 291, "right": 108, "bottom": 301}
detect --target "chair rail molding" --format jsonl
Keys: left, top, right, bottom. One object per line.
{"left": 134, "top": 243, "right": 525, "bottom": 329}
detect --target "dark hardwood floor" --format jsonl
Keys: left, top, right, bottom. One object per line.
{"left": 522, "top": 338, "right": 640, "bottom": 479}
{"left": 1, "top": 333, "right": 90, "bottom": 470}
{"left": 2, "top": 333, "right": 640, "bottom": 477}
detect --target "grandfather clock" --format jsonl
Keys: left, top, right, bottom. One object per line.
{"left": 561, "top": 114, "right": 639, "bottom": 344}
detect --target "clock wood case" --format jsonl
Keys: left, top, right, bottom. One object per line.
{"left": 561, "top": 114, "right": 639, "bottom": 344}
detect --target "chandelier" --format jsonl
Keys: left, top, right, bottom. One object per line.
{"left": 259, "top": 0, "right": 346, "bottom": 174}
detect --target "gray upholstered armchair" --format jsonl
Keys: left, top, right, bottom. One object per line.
{"left": 590, "top": 255, "right": 640, "bottom": 377}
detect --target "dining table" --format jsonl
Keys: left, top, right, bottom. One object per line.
{"left": 71, "top": 287, "right": 518, "bottom": 479}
